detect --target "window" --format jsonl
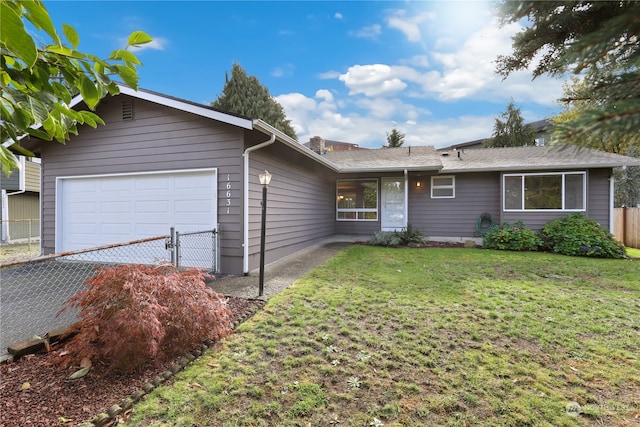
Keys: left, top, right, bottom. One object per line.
{"left": 504, "top": 172, "right": 585, "bottom": 211}
{"left": 431, "top": 176, "right": 455, "bottom": 198}
{"left": 337, "top": 179, "right": 378, "bottom": 220}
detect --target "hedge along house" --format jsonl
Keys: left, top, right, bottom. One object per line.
{"left": 16, "top": 85, "right": 640, "bottom": 275}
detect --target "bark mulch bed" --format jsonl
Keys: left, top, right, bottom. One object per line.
{"left": 0, "top": 297, "right": 264, "bottom": 427}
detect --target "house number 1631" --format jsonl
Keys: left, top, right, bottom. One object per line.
{"left": 226, "top": 174, "right": 231, "bottom": 214}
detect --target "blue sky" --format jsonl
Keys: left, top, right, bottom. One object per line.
{"left": 44, "top": 1, "right": 567, "bottom": 149}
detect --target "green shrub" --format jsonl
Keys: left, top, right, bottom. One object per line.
{"left": 368, "top": 231, "right": 402, "bottom": 247}
{"left": 368, "top": 224, "right": 426, "bottom": 247}
{"left": 482, "top": 221, "right": 542, "bottom": 251}
{"left": 396, "top": 223, "right": 427, "bottom": 246}
{"left": 540, "top": 213, "right": 625, "bottom": 259}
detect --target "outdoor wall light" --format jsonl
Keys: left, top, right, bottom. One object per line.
{"left": 416, "top": 180, "right": 422, "bottom": 188}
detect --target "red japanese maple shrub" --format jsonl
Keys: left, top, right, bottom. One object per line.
{"left": 59, "top": 264, "right": 233, "bottom": 372}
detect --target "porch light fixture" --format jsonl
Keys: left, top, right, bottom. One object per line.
{"left": 258, "top": 170, "right": 272, "bottom": 296}
{"left": 416, "top": 180, "right": 422, "bottom": 188}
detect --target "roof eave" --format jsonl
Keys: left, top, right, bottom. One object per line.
{"left": 337, "top": 166, "right": 442, "bottom": 173}
{"left": 115, "top": 85, "right": 253, "bottom": 130}
{"left": 442, "top": 163, "right": 635, "bottom": 173}
{"left": 251, "top": 119, "right": 341, "bottom": 172}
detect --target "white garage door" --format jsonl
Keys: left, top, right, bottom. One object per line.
{"left": 57, "top": 169, "right": 217, "bottom": 260}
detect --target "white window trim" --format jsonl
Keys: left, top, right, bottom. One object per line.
{"left": 336, "top": 178, "right": 379, "bottom": 221}
{"left": 503, "top": 171, "right": 587, "bottom": 212}
{"left": 431, "top": 175, "right": 455, "bottom": 199}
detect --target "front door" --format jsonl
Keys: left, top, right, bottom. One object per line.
{"left": 381, "top": 177, "right": 406, "bottom": 231}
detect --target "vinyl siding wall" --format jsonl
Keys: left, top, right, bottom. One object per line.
{"left": 24, "top": 160, "right": 40, "bottom": 192}
{"left": 247, "top": 142, "right": 336, "bottom": 271}
{"left": 38, "top": 96, "right": 247, "bottom": 273}
{"left": 6, "top": 193, "right": 40, "bottom": 239}
{"left": 408, "top": 172, "right": 500, "bottom": 239}
{"left": 1, "top": 162, "right": 21, "bottom": 191}
{"left": 500, "top": 169, "right": 611, "bottom": 229}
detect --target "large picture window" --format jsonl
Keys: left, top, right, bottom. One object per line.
{"left": 503, "top": 172, "right": 585, "bottom": 211}
{"left": 337, "top": 179, "right": 378, "bottom": 220}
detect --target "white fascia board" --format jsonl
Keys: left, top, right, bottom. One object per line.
{"left": 252, "top": 119, "right": 341, "bottom": 171}
{"left": 116, "top": 85, "right": 253, "bottom": 129}
{"left": 442, "top": 164, "right": 628, "bottom": 174}
{"left": 339, "top": 166, "right": 442, "bottom": 173}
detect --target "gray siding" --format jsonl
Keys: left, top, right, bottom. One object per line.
{"left": 586, "top": 168, "right": 611, "bottom": 227}
{"left": 39, "top": 95, "right": 246, "bottom": 273}
{"left": 0, "top": 166, "right": 21, "bottom": 191}
{"left": 501, "top": 169, "right": 611, "bottom": 230}
{"left": 247, "top": 142, "right": 336, "bottom": 271}
{"left": 409, "top": 172, "right": 500, "bottom": 238}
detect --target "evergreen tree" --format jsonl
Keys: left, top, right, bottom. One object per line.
{"left": 385, "top": 128, "right": 405, "bottom": 148}
{"left": 211, "top": 63, "right": 297, "bottom": 140}
{"left": 484, "top": 101, "right": 536, "bottom": 148}
{"left": 495, "top": 1, "right": 640, "bottom": 149}
{"left": 554, "top": 78, "right": 640, "bottom": 207}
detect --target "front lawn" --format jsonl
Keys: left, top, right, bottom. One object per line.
{"left": 126, "top": 246, "right": 640, "bottom": 426}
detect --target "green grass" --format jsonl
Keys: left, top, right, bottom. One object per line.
{"left": 125, "top": 246, "right": 640, "bottom": 426}
{"left": 0, "top": 242, "right": 39, "bottom": 262}
{"left": 625, "top": 246, "right": 640, "bottom": 258}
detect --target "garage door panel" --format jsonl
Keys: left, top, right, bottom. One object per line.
{"left": 135, "top": 177, "right": 170, "bottom": 191}
{"left": 101, "top": 179, "right": 132, "bottom": 192}
{"left": 58, "top": 170, "right": 217, "bottom": 264}
{"left": 101, "top": 201, "right": 132, "bottom": 213}
{"left": 135, "top": 200, "right": 170, "bottom": 213}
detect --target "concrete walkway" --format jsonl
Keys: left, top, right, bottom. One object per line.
{"left": 209, "top": 239, "right": 357, "bottom": 300}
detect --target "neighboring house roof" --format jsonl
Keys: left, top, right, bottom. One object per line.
{"left": 439, "top": 119, "right": 552, "bottom": 151}
{"left": 441, "top": 138, "right": 488, "bottom": 151}
{"left": 303, "top": 138, "right": 362, "bottom": 151}
{"left": 322, "top": 145, "right": 640, "bottom": 173}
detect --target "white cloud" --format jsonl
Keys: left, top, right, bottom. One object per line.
{"left": 318, "top": 70, "right": 341, "bottom": 79}
{"left": 386, "top": 10, "right": 434, "bottom": 43}
{"left": 271, "top": 63, "right": 295, "bottom": 78}
{"left": 334, "top": 12, "right": 343, "bottom": 20}
{"left": 316, "top": 89, "right": 334, "bottom": 104}
{"left": 339, "top": 64, "right": 407, "bottom": 97}
{"left": 400, "top": 55, "right": 430, "bottom": 68}
{"left": 349, "top": 24, "right": 382, "bottom": 40}
{"left": 277, "top": 89, "right": 494, "bottom": 149}
{"left": 424, "top": 19, "right": 565, "bottom": 106}
{"left": 276, "top": 15, "right": 564, "bottom": 150}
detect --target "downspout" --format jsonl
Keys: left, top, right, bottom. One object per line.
{"left": 2, "top": 157, "right": 27, "bottom": 242}
{"left": 404, "top": 169, "right": 409, "bottom": 229}
{"left": 242, "top": 133, "right": 276, "bottom": 275}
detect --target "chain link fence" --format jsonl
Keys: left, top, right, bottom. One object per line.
{"left": 0, "top": 228, "right": 218, "bottom": 355}
{"left": 0, "top": 219, "right": 41, "bottom": 261}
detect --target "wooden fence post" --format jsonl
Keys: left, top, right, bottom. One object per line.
{"left": 621, "top": 205, "right": 627, "bottom": 246}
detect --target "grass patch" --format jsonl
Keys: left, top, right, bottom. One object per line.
{"left": 125, "top": 246, "right": 640, "bottom": 426}
{"left": 0, "top": 242, "right": 39, "bottom": 262}
{"left": 625, "top": 246, "right": 640, "bottom": 258}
